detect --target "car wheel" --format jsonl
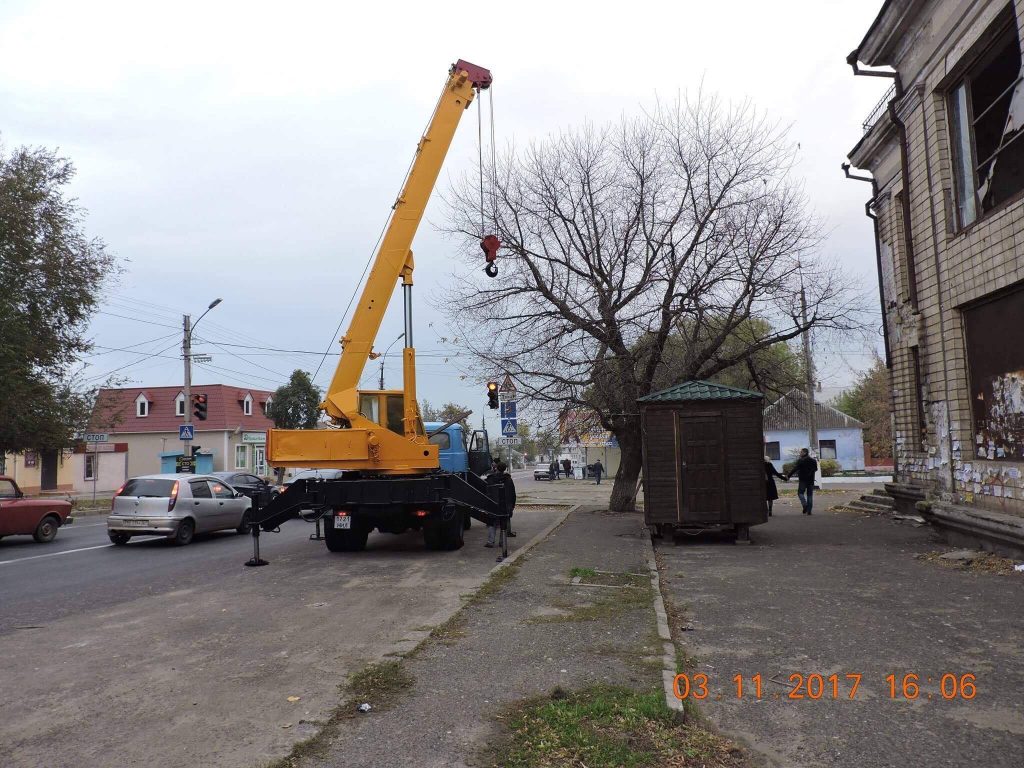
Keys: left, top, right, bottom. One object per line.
{"left": 33, "top": 515, "right": 60, "bottom": 543}
{"left": 172, "top": 518, "right": 195, "bottom": 546}
{"left": 236, "top": 509, "right": 252, "bottom": 535}
{"left": 108, "top": 532, "right": 131, "bottom": 545}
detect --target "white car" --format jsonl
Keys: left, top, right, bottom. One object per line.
{"left": 107, "top": 473, "right": 252, "bottom": 546}
{"left": 533, "top": 463, "right": 552, "bottom": 481}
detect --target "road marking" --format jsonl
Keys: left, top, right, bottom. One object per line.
{"left": 0, "top": 543, "right": 114, "bottom": 565}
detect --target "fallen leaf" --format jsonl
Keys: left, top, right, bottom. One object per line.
{"left": 287, "top": 696, "right": 300, "bottom": 703}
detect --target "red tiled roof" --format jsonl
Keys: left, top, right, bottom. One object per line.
{"left": 91, "top": 384, "right": 275, "bottom": 433}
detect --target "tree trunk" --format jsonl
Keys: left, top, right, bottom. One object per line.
{"left": 609, "top": 426, "right": 643, "bottom": 513}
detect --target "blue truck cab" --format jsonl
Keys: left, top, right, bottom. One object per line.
{"left": 424, "top": 422, "right": 492, "bottom": 476}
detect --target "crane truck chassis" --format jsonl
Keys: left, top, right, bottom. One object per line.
{"left": 249, "top": 59, "right": 512, "bottom": 558}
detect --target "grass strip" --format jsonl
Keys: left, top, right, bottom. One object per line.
{"left": 483, "top": 685, "right": 745, "bottom": 768}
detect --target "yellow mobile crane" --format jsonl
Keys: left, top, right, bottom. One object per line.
{"left": 251, "top": 60, "right": 508, "bottom": 556}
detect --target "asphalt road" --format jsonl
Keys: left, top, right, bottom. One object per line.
{"left": 0, "top": 516, "right": 319, "bottom": 634}
{"left": 0, "top": 506, "right": 566, "bottom": 768}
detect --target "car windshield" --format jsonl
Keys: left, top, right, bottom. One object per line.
{"left": 121, "top": 479, "right": 176, "bottom": 498}
{"left": 0, "top": 479, "right": 17, "bottom": 498}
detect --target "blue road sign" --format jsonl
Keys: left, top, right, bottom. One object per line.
{"left": 500, "top": 401, "right": 517, "bottom": 419}
{"left": 501, "top": 418, "right": 518, "bottom": 436}
{"left": 178, "top": 424, "right": 195, "bottom": 440}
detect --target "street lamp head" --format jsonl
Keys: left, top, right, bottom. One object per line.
{"left": 208, "top": 298, "right": 223, "bottom": 310}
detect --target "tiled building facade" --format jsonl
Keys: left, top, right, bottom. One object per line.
{"left": 847, "top": 0, "right": 1024, "bottom": 542}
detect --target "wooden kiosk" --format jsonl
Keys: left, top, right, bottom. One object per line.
{"left": 639, "top": 381, "right": 767, "bottom": 542}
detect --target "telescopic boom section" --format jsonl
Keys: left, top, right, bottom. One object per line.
{"left": 266, "top": 60, "right": 491, "bottom": 473}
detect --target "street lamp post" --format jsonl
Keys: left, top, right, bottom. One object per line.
{"left": 378, "top": 332, "right": 405, "bottom": 390}
{"left": 183, "top": 298, "right": 222, "bottom": 459}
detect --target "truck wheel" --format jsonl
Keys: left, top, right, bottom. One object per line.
{"left": 171, "top": 518, "right": 195, "bottom": 546}
{"left": 324, "top": 522, "right": 369, "bottom": 552}
{"left": 424, "top": 507, "right": 464, "bottom": 551}
{"left": 33, "top": 515, "right": 60, "bottom": 543}
{"left": 108, "top": 532, "right": 131, "bottom": 545}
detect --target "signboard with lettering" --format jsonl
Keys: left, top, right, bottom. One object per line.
{"left": 175, "top": 455, "right": 196, "bottom": 474}
{"left": 84, "top": 433, "right": 109, "bottom": 443}
{"left": 242, "top": 432, "right": 267, "bottom": 444}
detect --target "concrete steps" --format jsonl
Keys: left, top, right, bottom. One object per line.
{"left": 846, "top": 490, "right": 896, "bottom": 514}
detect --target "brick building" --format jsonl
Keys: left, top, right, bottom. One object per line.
{"left": 846, "top": 0, "right": 1024, "bottom": 554}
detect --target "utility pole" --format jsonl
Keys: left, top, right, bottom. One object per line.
{"left": 183, "top": 314, "right": 193, "bottom": 457}
{"left": 800, "top": 283, "right": 817, "bottom": 453}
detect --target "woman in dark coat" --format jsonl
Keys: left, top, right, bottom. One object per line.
{"left": 764, "top": 457, "right": 786, "bottom": 516}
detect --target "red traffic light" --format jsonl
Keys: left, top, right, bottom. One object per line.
{"left": 192, "top": 393, "right": 208, "bottom": 421}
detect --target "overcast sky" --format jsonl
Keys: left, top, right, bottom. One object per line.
{"left": 1, "top": 0, "right": 890, "bottom": 436}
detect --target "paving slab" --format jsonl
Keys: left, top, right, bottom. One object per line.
{"left": 656, "top": 493, "right": 1024, "bottom": 767}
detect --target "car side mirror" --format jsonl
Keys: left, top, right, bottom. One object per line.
{"left": 16, "top": 490, "right": 24, "bottom": 498}
{"left": 235, "top": 491, "right": 245, "bottom": 499}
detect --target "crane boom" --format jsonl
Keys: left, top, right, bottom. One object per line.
{"left": 266, "top": 60, "right": 492, "bottom": 474}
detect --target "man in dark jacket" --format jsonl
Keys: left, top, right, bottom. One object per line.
{"left": 486, "top": 460, "right": 516, "bottom": 546}
{"left": 786, "top": 448, "right": 818, "bottom": 515}
{"left": 562, "top": 458, "right": 572, "bottom": 479}
{"left": 593, "top": 459, "right": 605, "bottom": 485}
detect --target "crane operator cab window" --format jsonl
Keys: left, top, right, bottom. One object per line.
{"left": 358, "top": 392, "right": 407, "bottom": 436}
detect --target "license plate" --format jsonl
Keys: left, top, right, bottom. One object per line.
{"left": 334, "top": 515, "right": 351, "bottom": 530}
{"left": 123, "top": 519, "right": 149, "bottom": 527}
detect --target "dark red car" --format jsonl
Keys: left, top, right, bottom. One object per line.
{"left": 0, "top": 476, "right": 74, "bottom": 543}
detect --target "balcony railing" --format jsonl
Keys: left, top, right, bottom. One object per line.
{"left": 862, "top": 83, "right": 896, "bottom": 134}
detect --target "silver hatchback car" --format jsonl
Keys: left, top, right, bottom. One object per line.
{"left": 107, "top": 474, "right": 252, "bottom": 546}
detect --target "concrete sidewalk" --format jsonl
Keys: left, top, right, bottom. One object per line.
{"left": 656, "top": 492, "right": 1024, "bottom": 767}
{"left": 292, "top": 507, "right": 672, "bottom": 768}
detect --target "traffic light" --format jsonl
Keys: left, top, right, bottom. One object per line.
{"left": 192, "top": 393, "right": 208, "bottom": 421}
{"left": 487, "top": 381, "right": 499, "bottom": 409}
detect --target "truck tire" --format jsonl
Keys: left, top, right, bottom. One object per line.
{"left": 33, "top": 515, "right": 60, "bottom": 543}
{"left": 424, "top": 506, "right": 464, "bottom": 551}
{"left": 324, "top": 520, "right": 369, "bottom": 552}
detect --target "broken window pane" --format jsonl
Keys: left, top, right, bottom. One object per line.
{"left": 948, "top": 10, "right": 1024, "bottom": 225}
{"left": 949, "top": 84, "right": 977, "bottom": 226}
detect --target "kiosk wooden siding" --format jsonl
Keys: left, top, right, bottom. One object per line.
{"left": 638, "top": 381, "right": 766, "bottom": 540}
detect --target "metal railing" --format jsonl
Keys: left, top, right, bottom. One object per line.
{"left": 863, "top": 83, "right": 897, "bottom": 133}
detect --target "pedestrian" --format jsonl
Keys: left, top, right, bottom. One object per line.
{"left": 562, "top": 458, "right": 572, "bottom": 480}
{"left": 593, "top": 459, "right": 604, "bottom": 485}
{"left": 485, "top": 460, "right": 516, "bottom": 547}
{"left": 764, "top": 456, "right": 786, "bottom": 517}
{"left": 550, "top": 460, "right": 559, "bottom": 479}
{"left": 785, "top": 448, "right": 818, "bottom": 515}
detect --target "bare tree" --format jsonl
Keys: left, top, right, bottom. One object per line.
{"left": 441, "top": 93, "right": 865, "bottom": 511}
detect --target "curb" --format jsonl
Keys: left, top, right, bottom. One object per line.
{"left": 389, "top": 505, "right": 577, "bottom": 657}
{"left": 643, "top": 530, "right": 683, "bottom": 712}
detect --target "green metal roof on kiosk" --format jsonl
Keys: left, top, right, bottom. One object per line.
{"left": 638, "top": 380, "right": 765, "bottom": 403}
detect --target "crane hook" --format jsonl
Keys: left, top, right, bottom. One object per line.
{"left": 480, "top": 234, "right": 500, "bottom": 279}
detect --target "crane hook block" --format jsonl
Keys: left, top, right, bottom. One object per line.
{"left": 480, "top": 234, "right": 500, "bottom": 278}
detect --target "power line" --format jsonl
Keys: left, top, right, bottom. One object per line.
{"left": 95, "top": 310, "right": 180, "bottom": 329}
{"left": 83, "top": 341, "right": 181, "bottom": 382}
{"left": 87, "top": 333, "right": 180, "bottom": 356}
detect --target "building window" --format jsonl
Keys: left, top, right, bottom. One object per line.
{"left": 84, "top": 454, "right": 97, "bottom": 481}
{"left": 136, "top": 396, "right": 149, "bottom": 417}
{"left": 948, "top": 8, "right": 1024, "bottom": 228}
{"left": 818, "top": 440, "right": 837, "bottom": 460}
{"left": 243, "top": 393, "right": 253, "bottom": 416}
{"left": 24, "top": 450, "right": 38, "bottom": 468}
{"left": 263, "top": 396, "right": 273, "bottom": 415}
{"left": 764, "top": 441, "right": 781, "bottom": 461}
{"left": 235, "top": 444, "right": 248, "bottom": 469}
{"left": 910, "top": 345, "right": 927, "bottom": 450}
{"left": 964, "top": 285, "right": 1024, "bottom": 460}
{"left": 175, "top": 393, "right": 186, "bottom": 417}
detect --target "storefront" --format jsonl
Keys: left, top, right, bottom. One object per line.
{"left": 233, "top": 431, "right": 268, "bottom": 476}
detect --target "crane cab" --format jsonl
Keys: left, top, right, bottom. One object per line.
{"left": 357, "top": 390, "right": 426, "bottom": 438}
